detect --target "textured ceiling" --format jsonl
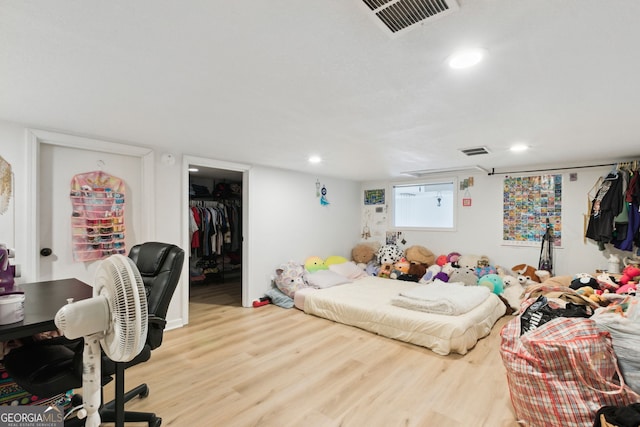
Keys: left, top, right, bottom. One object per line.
{"left": 1, "top": 0, "right": 639, "bottom": 181}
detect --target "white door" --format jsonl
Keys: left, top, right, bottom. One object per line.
{"left": 37, "top": 143, "right": 144, "bottom": 284}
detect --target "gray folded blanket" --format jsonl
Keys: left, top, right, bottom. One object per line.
{"left": 265, "top": 287, "right": 294, "bottom": 309}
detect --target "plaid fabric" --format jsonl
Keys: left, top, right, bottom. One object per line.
{"left": 500, "top": 314, "right": 640, "bottom": 427}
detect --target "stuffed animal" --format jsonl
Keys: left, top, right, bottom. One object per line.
{"left": 535, "top": 270, "right": 551, "bottom": 282}
{"left": 394, "top": 257, "right": 411, "bottom": 273}
{"left": 351, "top": 242, "right": 379, "bottom": 269}
{"left": 304, "top": 256, "right": 327, "bottom": 273}
{"left": 576, "top": 286, "right": 608, "bottom": 305}
{"left": 575, "top": 285, "right": 595, "bottom": 299}
{"left": 408, "top": 262, "right": 427, "bottom": 278}
{"left": 502, "top": 276, "right": 526, "bottom": 313}
{"left": 616, "top": 283, "right": 637, "bottom": 294}
{"left": 365, "top": 261, "right": 379, "bottom": 276}
{"left": 512, "top": 264, "right": 541, "bottom": 283}
{"left": 619, "top": 265, "right": 640, "bottom": 285}
{"left": 398, "top": 264, "right": 427, "bottom": 282}
{"left": 501, "top": 274, "right": 519, "bottom": 289}
{"left": 458, "top": 254, "right": 490, "bottom": 270}
{"left": 325, "top": 255, "right": 348, "bottom": 266}
{"left": 570, "top": 273, "right": 598, "bottom": 290}
{"left": 405, "top": 245, "right": 435, "bottom": 267}
{"left": 516, "top": 275, "right": 537, "bottom": 287}
{"left": 447, "top": 252, "right": 461, "bottom": 263}
{"left": 390, "top": 257, "right": 411, "bottom": 279}
{"left": 495, "top": 266, "right": 517, "bottom": 287}
{"left": 475, "top": 265, "right": 497, "bottom": 278}
{"left": 378, "top": 263, "right": 393, "bottom": 279}
{"left": 435, "top": 255, "right": 448, "bottom": 266}
{"left": 376, "top": 244, "right": 403, "bottom": 265}
{"left": 441, "top": 262, "right": 457, "bottom": 277}
{"left": 596, "top": 273, "right": 620, "bottom": 292}
{"left": 449, "top": 267, "right": 478, "bottom": 286}
{"left": 274, "top": 261, "right": 309, "bottom": 298}
{"left": 434, "top": 271, "right": 450, "bottom": 282}
{"left": 478, "top": 273, "right": 504, "bottom": 294}
{"left": 420, "top": 264, "right": 442, "bottom": 283}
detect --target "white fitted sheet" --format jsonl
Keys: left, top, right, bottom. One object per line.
{"left": 295, "top": 276, "right": 506, "bottom": 355}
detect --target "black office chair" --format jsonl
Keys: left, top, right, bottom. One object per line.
{"left": 3, "top": 242, "right": 185, "bottom": 427}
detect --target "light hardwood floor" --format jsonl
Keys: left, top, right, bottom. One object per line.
{"left": 102, "top": 281, "right": 520, "bottom": 427}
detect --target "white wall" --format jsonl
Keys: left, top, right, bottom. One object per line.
{"left": 0, "top": 119, "right": 362, "bottom": 328}
{"left": 362, "top": 167, "right": 618, "bottom": 276}
{"left": 247, "top": 165, "right": 361, "bottom": 302}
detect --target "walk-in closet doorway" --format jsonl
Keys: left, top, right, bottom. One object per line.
{"left": 181, "top": 156, "right": 249, "bottom": 326}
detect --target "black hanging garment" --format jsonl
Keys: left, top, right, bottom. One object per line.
{"left": 586, "top": 172, "right": 624, "bottom": 250}
{"left": 538, "top": 219, "right": 554, "bottom": 275}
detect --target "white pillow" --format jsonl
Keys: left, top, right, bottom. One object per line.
{"left": 329, "top": 261, "right": 368, "bottom": 280}
{"left": 307, "top": 269, "right": 351, "bottom": 289}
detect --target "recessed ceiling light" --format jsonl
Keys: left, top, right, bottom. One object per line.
{"left": 308, "top": 155, "right": 322, "bottom": 164}
{"left": 188, "top": 167, "right": 199, "bottom": 172}
{"left": 448, "top": 48, "right": 486, "bottom": 70}
{"left": 510, "top": 144, "right": 529, "bottom": 153}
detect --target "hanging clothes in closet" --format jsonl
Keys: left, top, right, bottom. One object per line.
{"left": 586, "top": 163, "right": 640, "bottom": 252}
{"left": 613, "top": 163, "right": 640, "bottom": 252}
{"left": 190, "top": 200, "right": 229, "bottom": 257}
{"left": 189, "top": 199, "right": 242, "bottom": 279}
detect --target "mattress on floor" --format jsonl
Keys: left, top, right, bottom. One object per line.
{"left": 295, "top": 276, "right": 506, "bottom": 355}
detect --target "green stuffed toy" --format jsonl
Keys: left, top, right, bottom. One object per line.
{"left": 304, "top": 256, "right": 327, "bottom": 273}
{"left": 478, "top": 273, "right": 504, "bottom": 294}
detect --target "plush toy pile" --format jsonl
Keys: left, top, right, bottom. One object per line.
{"left": 346, "top": 243, "right": 566, "bottom": 314}
{"left": 270, "top": 242, "right": 640, "bottom": 316}
{"left": 563, "top": 265, "right": 640, "bottom": 306}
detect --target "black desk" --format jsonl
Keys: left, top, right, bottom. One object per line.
{"left": 0, "top": 278, "right": 93, "bottom": 341}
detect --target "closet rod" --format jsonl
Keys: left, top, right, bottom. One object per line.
{"left": 487, "top": 162, "right": 618, "bottom": 176}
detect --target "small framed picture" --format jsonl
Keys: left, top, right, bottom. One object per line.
{"left": 364, "top": 189, "right": 385, "bottom": 205}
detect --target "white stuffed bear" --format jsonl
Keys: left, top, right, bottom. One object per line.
{"left": 502, "top": 275, "right": 526, "bottom": 314}
{"left": 517, "top": 275, "right": 536, "bottom": 287}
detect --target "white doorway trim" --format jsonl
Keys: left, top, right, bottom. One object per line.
{"left": 25, "top": 129, "right": 154, "bottom": 282}
{"left": 182, "top": 155, "right": 251, "bottom": 324}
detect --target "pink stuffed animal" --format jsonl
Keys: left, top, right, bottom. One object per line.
{"left": 616, "top": 283, "right": 637, "bottom": 294}
{"left": 619, "top": 266, "right": 640, "bottom": 285}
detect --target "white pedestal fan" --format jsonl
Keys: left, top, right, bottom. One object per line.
{"left": 55, "top": 254, "right": 148, "bottom": 427}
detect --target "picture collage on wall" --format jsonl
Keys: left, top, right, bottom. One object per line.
{"left": 503, "top": 174, "right": 562, "bottom": 246}
{"left": 362, "top": 189, "right": 387, "bottom": 241}
{"left": 70, "top": 170, "right": 126, "bottom": 262}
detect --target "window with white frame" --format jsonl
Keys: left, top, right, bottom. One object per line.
{"left": 392, "top": 179, "right": 456, "bottom": 229}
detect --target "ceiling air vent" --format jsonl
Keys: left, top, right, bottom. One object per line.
{"left": 361, "top": 0, "right": 460, "bottom": 35}
{"left": 460, "top": 146, "right": 491, "bottom": 156}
